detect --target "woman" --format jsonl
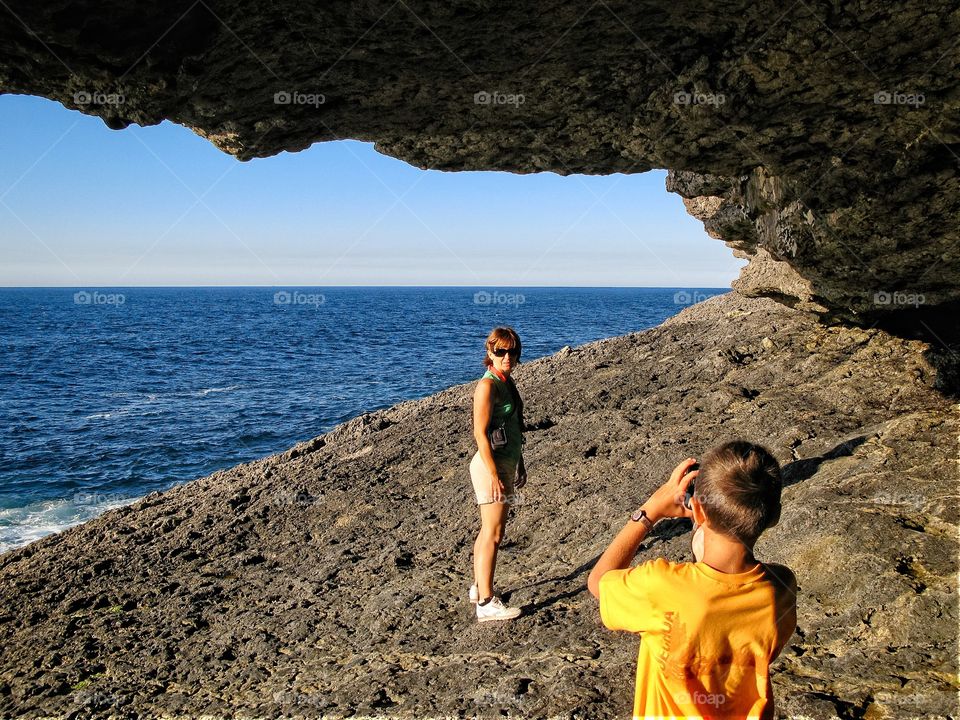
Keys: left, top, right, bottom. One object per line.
{"left": 469, "top": 326, "right": 527, "bottom": 622}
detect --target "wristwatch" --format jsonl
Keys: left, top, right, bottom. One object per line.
{"left": 630, "top": 507, "right": 655, "bottom": 531}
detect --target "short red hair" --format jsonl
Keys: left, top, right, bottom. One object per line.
{"left": 483, "top": 327, "right": 522, "bottom": 367}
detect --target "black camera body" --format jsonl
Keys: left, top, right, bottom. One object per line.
{"left": 683, "top": 462, "right": 700, "bottom": 510}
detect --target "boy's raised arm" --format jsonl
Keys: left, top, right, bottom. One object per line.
{"left": 587, "top": 458, "right": 698, "bottom": 598}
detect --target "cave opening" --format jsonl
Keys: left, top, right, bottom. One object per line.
{"left": 0, "top": 94, "right": 743, "bottom": 290}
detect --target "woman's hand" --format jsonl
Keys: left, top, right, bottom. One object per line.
{"left": 490, "top": 476, "right": 505, "bottom": 502}
{"left": 644, "top": 458, "right": 698, "bottom": 522}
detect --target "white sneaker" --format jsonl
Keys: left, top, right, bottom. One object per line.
{"left": 468, "top": 584, "right": 479, "bottom": 604}
{"left": 476, "top": 596, "right": 521, "bottom": 622}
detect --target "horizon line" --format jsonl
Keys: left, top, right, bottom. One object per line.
{"left": 0, "top": 284, "right": 732, "bottom": 290}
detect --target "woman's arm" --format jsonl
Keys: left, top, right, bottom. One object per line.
{"left": 473, "top": 378, "right": 503, "bottom": 500}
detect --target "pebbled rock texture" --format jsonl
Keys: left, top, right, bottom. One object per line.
{"left": 0, "top": 293, "right": 956, "bottom": 719}
{"left": 0, "top": 1, "right": 958, "bottom": 319}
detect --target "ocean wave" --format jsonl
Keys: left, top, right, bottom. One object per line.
{"left": 0, "top": 493, "right": 141, "bottom": 555}
{"left": 83, "top": 389, "right": 218, "bottom": 420}
{"left": 198, "top": 385, "right": 240, "bottom": 396}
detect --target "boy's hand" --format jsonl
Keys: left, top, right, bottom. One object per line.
{"left": 644, "top": 458, "right": 698, "bottom": 522}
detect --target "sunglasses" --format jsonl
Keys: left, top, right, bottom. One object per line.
{"left": 492, "top": 347, "right": 520, "bottom": 358}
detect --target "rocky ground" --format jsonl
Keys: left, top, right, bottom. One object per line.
{"left": 0, "top": 293, "right": 956, "bottom": 720}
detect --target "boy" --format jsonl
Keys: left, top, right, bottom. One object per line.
{"left": 587, "top": 441, "right": 797, "bottom": 719}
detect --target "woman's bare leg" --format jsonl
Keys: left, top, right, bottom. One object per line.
{"left": 474, "top": 502, "right": 509, "bottom": 600}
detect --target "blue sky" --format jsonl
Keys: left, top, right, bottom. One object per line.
{"left": 0, "top": 94, "right": 744, "bottom": 286}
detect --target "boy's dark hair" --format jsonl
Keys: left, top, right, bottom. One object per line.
{"left": 696, "top": 440, "right": 782, "bottom": 546}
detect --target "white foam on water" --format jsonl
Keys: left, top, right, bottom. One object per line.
{"left": 84, "top": 387, "right": 241, "bottom": 419}
{"left": 82, "top": 391, "right": 168, "bottom": 421}
{"left": 198, "top": 385, "right": 240, "bottom": 396}
{"left": 0, "top": 493, "right": 141, "bottom": 555}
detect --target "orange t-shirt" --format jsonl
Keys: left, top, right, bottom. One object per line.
{"left": 599, "top": 558, "right": 797, "bottom": 720}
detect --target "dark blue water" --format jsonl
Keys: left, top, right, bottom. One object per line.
{"left": 0, "top": 286, "right": 724, "bottom": 551}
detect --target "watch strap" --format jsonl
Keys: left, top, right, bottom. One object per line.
{"left": 630, "top": 507, "right": 655, "bottom": 531}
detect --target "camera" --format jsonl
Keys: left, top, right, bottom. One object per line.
{"left": 683, "top": 463, "right": 700, "bottom": 510}
{"left": 488, "top": 425, "right": 507, "bottom": 449}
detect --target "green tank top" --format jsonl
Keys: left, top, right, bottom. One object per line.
{"left": 482, "top": 369, "right": 523, "bottom": 462}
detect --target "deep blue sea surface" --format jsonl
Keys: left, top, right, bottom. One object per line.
{"left": 0, "top": 287, "right": 724, "bottom": 552}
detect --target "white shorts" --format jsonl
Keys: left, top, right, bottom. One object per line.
{"left": 469, "top": 451, "right": 519, "bottom": 505}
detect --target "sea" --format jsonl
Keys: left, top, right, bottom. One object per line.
{"left": 0, "top": 286, "right": 724, "bottom": 553}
